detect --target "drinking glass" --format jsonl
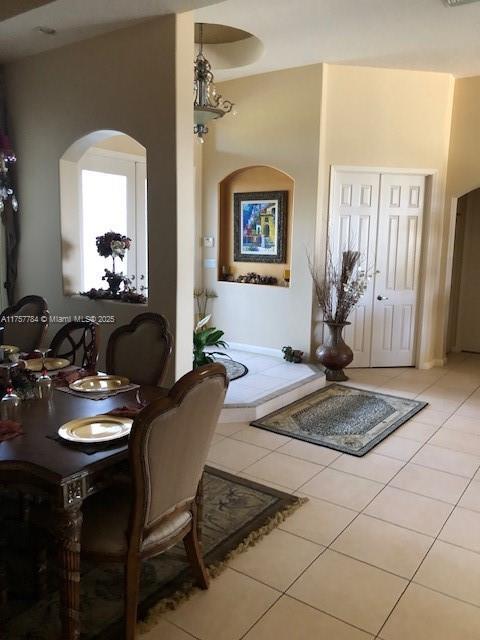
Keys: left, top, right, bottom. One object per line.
{"left": 35, "top": 347, "right": 53, "bottom": 401}
{"left": 0, "top": 362, "right": 21, "bottom": 420}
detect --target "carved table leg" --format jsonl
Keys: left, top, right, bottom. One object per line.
{"left": 54, "top": 504, "right": 83, "bottom": 640}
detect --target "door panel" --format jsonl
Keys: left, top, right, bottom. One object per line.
{"left": 329, "top": 171, "right": 380, "bottom": 367}
{"left": 371, "top": 174, "right": 425, "bottom": 367}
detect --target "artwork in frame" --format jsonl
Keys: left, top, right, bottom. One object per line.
{"left": 233, "top": 190, "right": 288, "bottom": 263}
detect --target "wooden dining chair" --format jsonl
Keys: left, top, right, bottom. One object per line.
{"left": 0, "top": 295, "right": 49, "bottom": 353}
{"left": 49, "top": 320, "right": 99, "bottom": 370}
{"left": 81, "top": 363, "right": 228, "bottom": 639}
{"left": 106, "top": 312, "right": 173, "bottom": 386}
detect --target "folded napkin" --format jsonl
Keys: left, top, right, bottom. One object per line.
{"left": 106, "top": 404, "right": 143, "bottom": 419}
{"left": 20, "top": 351, "right": 39, "bottom": 360}
{"left": 55, "top": 368, "right": 94, "bottom": 386}
{"left": 0, "top": 419, "right": 23, "bottom": 442}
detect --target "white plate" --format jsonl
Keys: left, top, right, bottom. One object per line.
{"left": 58, "top": 415, "right": 133, "bottom": 443}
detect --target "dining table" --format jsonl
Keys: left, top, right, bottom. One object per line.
{"left": 0, "top": 383, "right": 165, "bottom": 640}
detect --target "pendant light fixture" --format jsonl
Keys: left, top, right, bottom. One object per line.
{"left": 193, "top": 23, "right": 235, "bottom": 143}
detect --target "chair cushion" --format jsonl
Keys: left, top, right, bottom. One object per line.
{"left": 81, "top": 488, "right": 192, "bottom": 557}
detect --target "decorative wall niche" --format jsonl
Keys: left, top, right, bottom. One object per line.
{"left": 59, "top": 130, "right": 148, "bottom": 302}
{"left": 218, "top": 166, "right": 294, "bottom": 286}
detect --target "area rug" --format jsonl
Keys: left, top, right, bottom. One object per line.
{"left": 4, "top": 467, "right": 303, "bottom": 640}
{"left": 212, "top": 355, "right": 248, "bottom": 381}
{"left": 251, "top": 384, "right": 427, "bottom": 457}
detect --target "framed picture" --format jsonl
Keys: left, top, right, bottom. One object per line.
{"left": 233, "top": 190, "right": 288, "bottom": 263}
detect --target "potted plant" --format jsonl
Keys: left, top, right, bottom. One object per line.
{"left": 193, "top": 315, "right": 228, "bottom": 368}
{"left": 308, "top": 250, "right": 371, "bottom": 381}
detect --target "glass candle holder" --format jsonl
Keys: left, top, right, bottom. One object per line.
{"left": 35, "top": 368, "right": 53, "bottom": 401}
{"left": 0, "top": 363, "right": 21, "bottom": 421}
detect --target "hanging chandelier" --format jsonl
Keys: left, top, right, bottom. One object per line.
{"left": 193, "top": 23, "right": 235, "bottom": 143}
{"left": 0, "top": 132, "right": 17, "bottom": 213}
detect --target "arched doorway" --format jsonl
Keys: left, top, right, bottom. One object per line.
{"left": 447, "top": 187, "right": 480, "bottom": 354}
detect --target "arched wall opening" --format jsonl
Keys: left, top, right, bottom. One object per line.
{"left": 59, "top": 130, "right": 147, "bottom": 299}
{"left": 217, "top": 165, "right": 294, "bottom": 286}
{"left": 446, "top": 186, "right": 480, "bottom": 354}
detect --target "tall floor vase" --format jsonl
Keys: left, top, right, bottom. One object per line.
{"left": 316, "top": 321, "right": 353, "bottom": 382}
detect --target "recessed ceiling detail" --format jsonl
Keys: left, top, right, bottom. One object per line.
{"left": 0, "top": 0, "right": 55, "bottom": 23}
{"left": 194, "top": 23, "right": 252, "bottom": 45}
{"left": 194, "top": 22, "right": 263, "bottom": 70}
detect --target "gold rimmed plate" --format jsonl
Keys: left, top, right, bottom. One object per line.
{"left": 58, "top": 415, "right": 133, "bottom": 443}
{"left": 69, "top": 375, "right": 130, "bottom": 393}
{"left": 24, "top": 357, "right": 71, "bottom": 372}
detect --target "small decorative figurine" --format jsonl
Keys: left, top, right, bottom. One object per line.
{"left": 282, "top": 346, "right": 304, "bottom": 363}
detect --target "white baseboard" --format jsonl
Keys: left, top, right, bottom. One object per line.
{"left": 227, "top": 341, "right": 284, "bottom": 358}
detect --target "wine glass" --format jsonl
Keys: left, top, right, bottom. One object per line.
{"left": 0, "top": 362, "right": 21, "bottom": 420}
{"left": 35, "top": 347, "right": 51, "bottom": 372}
{"left": 35, "top": 347, "right": 53, "bottom": 401}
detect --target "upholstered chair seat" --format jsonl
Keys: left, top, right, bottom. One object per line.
{"left": 82, "top": 488, "right": 192, "bottom": 556}
{"left": 81, "top": 363, "right": 228, "bottom": 640}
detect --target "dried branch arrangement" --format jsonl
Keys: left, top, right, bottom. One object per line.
{"left": 308, "top": 249, "right": 371, "bottom": 324}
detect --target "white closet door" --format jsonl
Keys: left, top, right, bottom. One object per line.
{"left": 329, "top": 171, "right": 380, "bottom": 367}
{"left": 371, "top": 174, "right": 425, "bottom": 367}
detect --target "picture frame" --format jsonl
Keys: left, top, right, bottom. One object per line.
{"left": 233, "top": 190, "right": 288, "bottom": 263}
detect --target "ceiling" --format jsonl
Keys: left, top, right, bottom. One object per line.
{"left": 195, "top": 0, "right": 480, "bottom": 80}
{"left": 0, "top": 0, "right": 219, "bottom": 61}
{"left": 1, "top": 0, "right": 480, "bottom": 80}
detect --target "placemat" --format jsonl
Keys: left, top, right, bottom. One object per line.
{"left": 55, "top": 383, "right": 139, "bottom": 401}
{"left": 46, "top": 433, "right": 128, "bottom": 455}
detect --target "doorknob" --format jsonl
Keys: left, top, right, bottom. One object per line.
{"left": 377, "top": 295, "right": 389, "bottom": 301}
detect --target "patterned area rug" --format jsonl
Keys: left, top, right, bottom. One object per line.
{"left": 212, "top": 356, "right": 248, "bottom": 381}
{"left": 251, "top": 384, "right": 427, "bottom": 456}
{"left": 4, "top": 468, "right": 301, "bottom": 640}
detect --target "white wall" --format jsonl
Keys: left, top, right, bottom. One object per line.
{"left": 202, "top": 64, "right": 323, "bottom": 356}
{"left": 6, "top": 14, "right": 195, "bottom": 378}
{"left": 316, "top": 65, "right": 455, "bottom": 368}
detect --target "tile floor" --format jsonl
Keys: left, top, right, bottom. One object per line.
{"left": 212, "top": 349, "right": 321, "bottom": 406}
{"left": 145, "top": 352, "right": 480, "bottom": 640}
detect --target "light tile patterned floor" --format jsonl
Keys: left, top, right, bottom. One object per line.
{"left": 212, "top": 349, "right": 320, "bottom": 406}
{"left": 146, "top": 353, "right": 480, "bottom": 640}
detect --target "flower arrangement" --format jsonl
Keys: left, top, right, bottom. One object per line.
{"left": 80, "top": 230, "right": 147, "bottom": 303}
{"left": 308, "top": 250, "right": 371, "bottom": 324}
{"left": 193, "top": 315, "right": 228, "bottom": 368}
{"left": 95, "top": 231, "right": 131, "bottom": 260}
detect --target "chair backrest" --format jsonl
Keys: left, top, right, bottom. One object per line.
{"left": 50, "top": 320, "right": 99, "bottom": 370}
{"left": 106, "top": 313, "right": 173, "bottom": 386}
{"left": 0, "top": 295, "right": 49, "bottom": 353}
{"left": 128, "top": 363, "right": 228, "bottom": 543}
